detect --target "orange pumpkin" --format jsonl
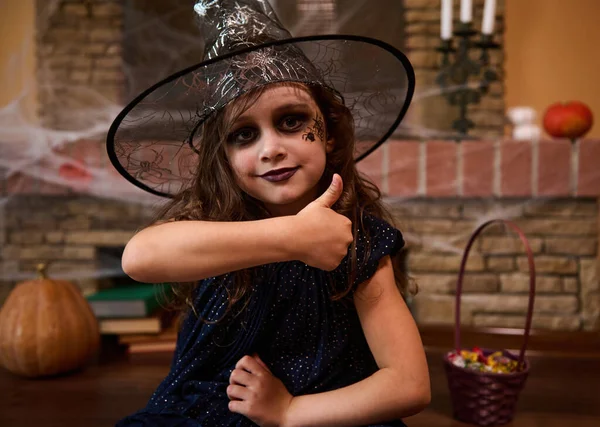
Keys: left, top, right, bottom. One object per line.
{"left": 0, "top": 263, "right": 100, "bottom": 378}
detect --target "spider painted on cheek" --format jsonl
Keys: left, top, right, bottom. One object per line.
{"left": 302, "top": 116, "right": 326, "bottom": 142}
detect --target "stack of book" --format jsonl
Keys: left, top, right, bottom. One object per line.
{"left": 86, "top": 283, "right": 178, "bottom": 354}
{"left": 117, "top": 325, "right": 178, "bottom": 354}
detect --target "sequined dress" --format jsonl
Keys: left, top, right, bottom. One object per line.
{"left": 116, "top": 214, "right": 407, "bottom": 427}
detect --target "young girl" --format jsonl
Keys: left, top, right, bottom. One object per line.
{"left": 107, "top": 1, "right": 429, "bottom": 426}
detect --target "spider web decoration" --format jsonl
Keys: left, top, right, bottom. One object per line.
{"left": 109, "top": 37, "right": 413, "bottom": 198}
{"left": 194, "top": 0, "right": 292, "bottom": 60}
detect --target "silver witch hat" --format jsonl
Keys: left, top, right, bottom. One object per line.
{"left": 107, "top": 0, "right": 415, "bottom": 198}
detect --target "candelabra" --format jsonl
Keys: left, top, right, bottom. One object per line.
{"left": 436, "top": 21, "right": 500, "bottom": 135}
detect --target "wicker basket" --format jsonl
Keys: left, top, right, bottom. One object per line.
{"left": 443, "top": 219, "right": 536, "bottom": 427}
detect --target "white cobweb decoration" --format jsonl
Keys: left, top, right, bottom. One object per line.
{"left": 0, "top": 0, "right": 538, "bottom": 288}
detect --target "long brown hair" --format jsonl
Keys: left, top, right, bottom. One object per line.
{"left": 150, "top": 82, "right": 415, "bottom": 322}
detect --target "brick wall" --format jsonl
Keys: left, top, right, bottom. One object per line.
{"left": 0, "top": 196, "right": 151, "bottom": 303}
{"left": 357, "top": 139, "right": 600, "bottom": 198}
{"left": 2, "top": 180, "right": 598, "bottom": 332}
{"left": 36, "top": 0, "right": 124, "bottom": 129}
{"left": 392, "top": 199, "right": 599, "bottom": 331}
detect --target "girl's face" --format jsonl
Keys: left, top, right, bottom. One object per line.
{"left": 225, "top": 84, "right": 334, "bottom": 217}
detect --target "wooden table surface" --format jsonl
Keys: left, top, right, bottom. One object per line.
{"left": 1, "top": 348, "right": 599, "bottom": 427}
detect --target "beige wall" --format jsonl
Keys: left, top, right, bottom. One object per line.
{"left": 505, "top": 0, "right": 600, "bottom": 138}
{"left": 0, "top": 0, "right": 37, "bottom": 121}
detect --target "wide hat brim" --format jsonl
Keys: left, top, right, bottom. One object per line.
{"left": 107, "top": 34, "right": 415, "bottom": 198}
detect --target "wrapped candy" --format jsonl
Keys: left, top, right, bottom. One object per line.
{"left": 447, "top": 347, "right": 519, "bottom": 373}
{"left": 487, "top": 351, "right": 518, "bottom": 373}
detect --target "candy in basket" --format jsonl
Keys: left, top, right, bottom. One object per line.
{"left": 444, "top": 219, "right": 536, "bottom": 427}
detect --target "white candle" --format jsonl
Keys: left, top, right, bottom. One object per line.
{"left": 482, "top": 0, "right": 497, "bottom": 34}
{"left": 441, "top": 0, "right": 453, "bottom": 40}
{"left": 460, "top": 0, "right": 472, "bottom": 23}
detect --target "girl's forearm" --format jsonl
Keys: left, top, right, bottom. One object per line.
{"left": 284, "top": 368, "right": 430, "bottom": 427}
{"left": 122, "top": 217, "right": 296, "bottom": 283}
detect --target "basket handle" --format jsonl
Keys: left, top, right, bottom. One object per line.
{"left": 455, "top": 219, "right": 536, "bottom": 368}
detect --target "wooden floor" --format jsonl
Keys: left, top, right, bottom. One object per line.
{"left": 1, "top": 343, "right": 599, "bottom": 427}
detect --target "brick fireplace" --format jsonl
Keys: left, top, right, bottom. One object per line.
{"left": 3, "top": 136, "right": 598, "bottom": 332}
{"left": 1, "top": 0, "right": 598, "bottom": 332}
{"left": 356, "top": 138, "right": 600, "bottom": 332}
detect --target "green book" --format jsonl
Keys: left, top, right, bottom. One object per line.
{"left": 86, "top": 283, "right": 171, "bottom": 318}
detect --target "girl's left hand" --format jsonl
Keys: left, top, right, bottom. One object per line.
{"left": 227, "top": 354, "right": 293, "bottom": 427}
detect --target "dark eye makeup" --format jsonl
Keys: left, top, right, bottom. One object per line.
{"left": 227, "top": 112, "right": 311, "bottom": 145}
{"left": 279, "top": 113, "right": 310, "bottom": 131}
{"left": 227, "top": 127, "right": 258, "bottom": 145}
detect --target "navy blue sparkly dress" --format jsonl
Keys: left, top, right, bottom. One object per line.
{"left": 116, "top": 214, "right": 407, "bottom": 427}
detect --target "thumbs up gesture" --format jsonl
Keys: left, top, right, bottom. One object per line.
{"left": 293, "top": 174, "right": 353, "bottom": 271}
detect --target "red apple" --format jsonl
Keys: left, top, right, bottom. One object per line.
{"left": 543, "top": 101, "right": 593, "bottom": 139}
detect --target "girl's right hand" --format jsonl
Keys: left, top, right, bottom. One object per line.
{"left": 292, "top": 174, "right": 353, "bottom": 271}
